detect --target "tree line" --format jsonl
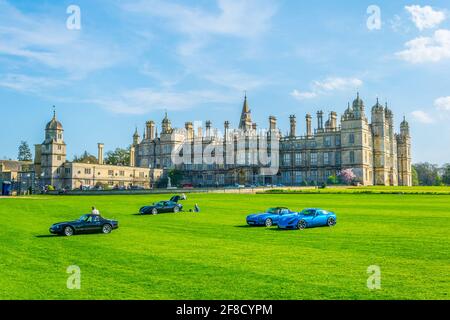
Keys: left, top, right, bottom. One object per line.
{"left": 412, "top": 163, "right": 450, "bottom": 186}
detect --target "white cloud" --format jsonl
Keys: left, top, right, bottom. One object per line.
{"left": 405, "top": 5, "right": 446, "bottom": 31}
{"left": 291, "top": 90, "right": 317, "bottom": 100}
{"left": 313, "top": 77, "right": 363, "bottom": 91}
{"left": 88, "top": 88, "right": 233, "bottom": 115}
{"left": 291, "top": 77, "right": 363, "bottom": 101}
{"left": 0, "top": 1, "right": 124, "bottom": 80}
{"left": 396, "top": 29, "right": 450, "bottom": 63}
{"left": 411, "top": 110, "right": 434, "bottom": 124}
{"left": 434, "top": 96, "right": 450, "bottom": 111}
{"left": 122, "top": 0, "right": 276, "bottom": 39}
{"left": 0, "top": 74, "right": 65, "bottom": 93}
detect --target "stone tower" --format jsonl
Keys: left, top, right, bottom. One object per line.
{"left": 397, "top": 117, "right": 412, "bottom": 186}
{"left": 39, "top": 109, "right": 66, "bottom": 188}
{"left": 371, "top": 98, "right": 389, "bottom": 185}
{"left": 341, "top": 94, "right": 373, "bottom": 185}
{"left": 385, "top": 104, "right": 398, "bottom": 186}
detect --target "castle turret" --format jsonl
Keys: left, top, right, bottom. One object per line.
{"left": 397, "top": 117, "right": 412, "bottom": 186}
{"left": 39, "top": 108, "right": 67, "bottom": 189}
{"left": 162, "top": 112, "right": 172, "bottom": 134}
{"left": 133, "top": 127, "right": 140, "bottom": 145}
{"left": 341, "top": 94, "right": 372, "bottom": 185}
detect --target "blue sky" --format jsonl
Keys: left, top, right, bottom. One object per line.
{"left": 0, "top": 0, "right": 449, "bottom": 164}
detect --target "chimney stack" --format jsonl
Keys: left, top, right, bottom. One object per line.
{"left": 269, "top": 116, "right": 277, "bottom": 131}
{"left": 317, "top": 111, "right": 324, "bottom": 132}
{"left": 330, "top": 112, "right": 337, "bottom": 130}
{"left": 146, "top": 121, "right": 155, "bottom": 140}
{"left": 185, "top": 122, "right": 194, "bottom": 140}
{"left": 289, "top": 115, "right": 297, "bottom": 137}
{"left": 306, "top": 114, "right": 312, "bottom": 137}
{"left": 98, "top": 143, "right": 104, "bottom": 165}
{"left": 206, "top": 121, "right": 212, "bottom": 138}
{"left": 130, "top": 146, "right": 135, "bottom": 167}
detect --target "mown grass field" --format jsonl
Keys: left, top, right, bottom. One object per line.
{"left": 0, "top": 191, "right": 448, "bottom": 300}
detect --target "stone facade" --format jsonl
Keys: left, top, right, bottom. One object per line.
{"left": 134, "top": 94, "right": 412, "bottom": 187}
{"left": 33, "top": 112, "right": 162, "bottom": 190}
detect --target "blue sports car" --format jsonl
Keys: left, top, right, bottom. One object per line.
{"left": 278, "top": 208, "right": 337, "bottom": 230}
{"left": 246, "top": 207, "right": 296, "bottom": 227}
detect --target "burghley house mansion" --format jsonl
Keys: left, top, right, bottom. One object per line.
{"left": 131, "top": 93, "right": 412, "bottom": 187}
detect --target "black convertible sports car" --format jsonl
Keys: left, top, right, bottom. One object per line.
{"left": 139, "top": 200, "right": 183, "bottom": 215}
{"left": 49, "top": 214, "right": 119, "bottom": 236}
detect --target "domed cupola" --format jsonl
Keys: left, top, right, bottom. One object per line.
{"left": 372, "top": 98, "right": 384, "bottom": 113}
{"left": 161, "top": 111, "right": 173, "bottom": 134}
{"left": 352, "top": 92, "right": 365, "bottom": 111}
{"left": 46, "top": 109, "right": 63, "bottom": 131}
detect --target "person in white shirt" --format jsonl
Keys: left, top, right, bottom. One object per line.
{"left": 91, "top": 207, "right": 100, "bottom": 215}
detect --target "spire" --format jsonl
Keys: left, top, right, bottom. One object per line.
{"left": 243, "top": 92, "right": 249, "bottom": 113}
{"left": 133, "top": 126, "right": 139, "bottom": 137}
{"left": 239, "top": 92, "right": 252, "bottom": 130}
{"left": 52, "top": 105, "right": 56, "bottom": 119}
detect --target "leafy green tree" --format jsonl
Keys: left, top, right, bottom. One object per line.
{"left": 105, "top": 147, "right": 130, "bottom": 166}
{"left": 442, "top": 164, "right": 450, "bottom": 186}
{"left": 413, "top": 163, "right": 440, "bottom": 186}
{"left": 73, "top": 151, "right": 98, "bottom": 164}
{"left": 411, "top": 166, "right": 419, "bottom": 186}
{"left": 18, "top": 141, "right": 32, "bottom": 161}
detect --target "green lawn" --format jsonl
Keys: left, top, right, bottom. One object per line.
{"left": 0, "top": 193, "right": 448, "bottom": 300}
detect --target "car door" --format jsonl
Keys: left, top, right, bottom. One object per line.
{"left": 90, "top": 215, "right": 104, "bottom": 232}
{"left": 83, "top": 215, "right": 100, "bottom": 233}
{"left": 160, "top": 202, "right": 170, "bottom": 213}
{"left": 275, "top": 209, "right": 289, "bottom": 223}
{"left": 306, "top": 209, "right": 319, "bottom": 227}
{"left": 315, "top": 210, "right": 329, "bottom": 226}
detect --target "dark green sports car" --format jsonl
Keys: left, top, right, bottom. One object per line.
{"left": 49, "top": 214, "right": 119, "bottom": 236}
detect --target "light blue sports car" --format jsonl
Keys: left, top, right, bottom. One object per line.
{"left": 278, "top": 208, "right": 337, "bottom": 230}
{"left": 246, "top": 207, "right": 296, "bottom": 227}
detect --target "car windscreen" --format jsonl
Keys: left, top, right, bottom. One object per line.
{"left": 79, "top": 214, "right": 90, "bottom": 221}
{"left": 266, "top": 208, "right": 279, "bottom": 214}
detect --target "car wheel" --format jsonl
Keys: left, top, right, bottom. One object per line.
{"left": 297, "top": 220, "right": 307, "bottom": 230}
{"left": 152, "top": 208, "right": 158, "bottom": 215}
{"left": 265, "top": 218, "right": 273, "bottom": 228}
{"left": 173, "top": 206, "right": 179, "bottom": 213}
{"left": 64, "top": 226, "right": 74, "bottom": 237}
{"left": 102, "top": 224, "right": 112, "bottom": 234}
{"left": 327, "top": 217, "right": 336, "bottom": 227}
